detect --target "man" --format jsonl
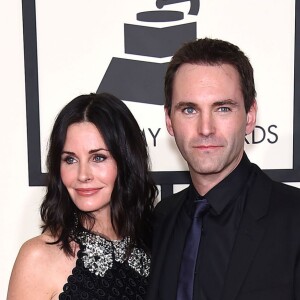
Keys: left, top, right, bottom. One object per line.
{"left": 147, "top": 38, "right": 300, "bottom": 300}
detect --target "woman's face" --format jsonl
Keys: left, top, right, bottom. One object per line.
{"left": 60, "top": 122, "right": 117, "bottom": 218}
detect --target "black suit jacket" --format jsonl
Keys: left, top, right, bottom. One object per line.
{"left": 147, "top": 164, "right": 300, "bottom": 300}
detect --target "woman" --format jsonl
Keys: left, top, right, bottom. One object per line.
{"left": 7, "top": 93, "right": 158, "bottom": 299}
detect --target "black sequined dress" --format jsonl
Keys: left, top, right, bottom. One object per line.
{"left": 59, "top": 231, "right": 150, "bottom": 300}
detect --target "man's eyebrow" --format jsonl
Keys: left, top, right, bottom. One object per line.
{"left": 213, "top": 99, "right": 239, "bottom": 107}
{"left": 174, "top": 101, "right": 197, "bottom": 110}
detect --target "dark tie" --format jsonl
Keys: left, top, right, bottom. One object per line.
{"left": 176, "top": 198, "right": 210, "bottom": 300}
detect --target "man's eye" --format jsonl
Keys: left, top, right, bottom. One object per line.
{"left": 93, "top": 154, "right": 106, "bottom": 162}
{"left": 183, "top": 107, "right": 196, "bottom": 114}
{"left": 218, "top": 107, "right": 231, "bottom": 112}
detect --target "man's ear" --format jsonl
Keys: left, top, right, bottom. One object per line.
{"left": 165, "top": 108, "right": 174, "bottom": 136}
{"left": 245, "top": 100, "right": 257, "bottom": 135}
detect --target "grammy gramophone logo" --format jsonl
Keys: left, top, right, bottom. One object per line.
{"left": 97, "top": 0, "right": 200, "bottom": 105}
{"left": 21, "top": 0, "right": 201, "bottom": 196}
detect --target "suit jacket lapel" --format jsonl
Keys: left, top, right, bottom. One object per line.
{"left": 147, "top": 188, "right": 190, "bottom": 300}
{"left": 222, "top": 166, "right": 272, "bottom": 300}
{"left": 159, "top": 204, "right": 191, "bottom": 299}
{"left": 221, "top": 210, "right": 266, "bottom": 300}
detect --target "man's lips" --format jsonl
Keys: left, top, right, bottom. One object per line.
{"left": 194, "top": 145, "right": 221, "bottom": 149}
{"left": 75, "top": 188, "right": 100, "bottom": 196}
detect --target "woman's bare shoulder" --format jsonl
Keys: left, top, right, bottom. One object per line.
{"left": 7, "top": 233, "right": 76, "bottom": 300}
{"left": 16, "top": 233, "right": 60, "bottom": 264}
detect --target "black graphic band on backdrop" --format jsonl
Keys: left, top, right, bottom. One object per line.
{"left": 22, "top": 0, "right": 300, "bottom": 198}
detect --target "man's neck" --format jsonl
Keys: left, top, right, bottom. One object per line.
{"left": 190, "top": 157, "right": 244, "bottom": 196}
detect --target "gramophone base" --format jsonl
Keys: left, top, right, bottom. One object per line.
{"left": 97, "top": 57, "right": 168, "bottom": 105}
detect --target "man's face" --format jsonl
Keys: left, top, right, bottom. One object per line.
{"left": 166, "top": 63, "right": 256, "bottom": 191}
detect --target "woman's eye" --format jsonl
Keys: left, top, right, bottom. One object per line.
{"left": 93, "top": 154, "right": 106, "bottom": 162}
{"left": 183, "top": 107, "right": 196, "bottom": 114}
{"left": 64, "top": 156, "right": 76, "bottom": 164}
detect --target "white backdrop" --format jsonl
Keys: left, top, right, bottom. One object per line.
{"left": 1, "top": 0, "right": 299, "bottom": 299}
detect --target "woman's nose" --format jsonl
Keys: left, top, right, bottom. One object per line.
{"left": 78, "top": 163, "right": 93, "bottom": 182}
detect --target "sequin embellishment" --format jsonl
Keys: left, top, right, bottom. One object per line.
{"left": 76, "top": 231, "right": 150, "bottom": 278}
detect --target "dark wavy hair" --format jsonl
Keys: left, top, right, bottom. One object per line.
{"left": 41, "top": 93, "right": 158, "bottom": 256}
{"left": 165, "top": 37, "right": 257, "bottom": 115}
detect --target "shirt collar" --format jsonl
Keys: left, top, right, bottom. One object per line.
{"left": 187, "top": 153, "right": 253, "bottom": 216}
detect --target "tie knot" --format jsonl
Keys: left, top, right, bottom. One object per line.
{"left": 194, "top": 198, "right": 209, "bottom": 218}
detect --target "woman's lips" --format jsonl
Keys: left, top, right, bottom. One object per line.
{"left": 75, "top": 188, "right": 100, "bottom": 196}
